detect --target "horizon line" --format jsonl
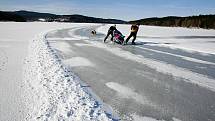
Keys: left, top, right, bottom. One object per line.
{"left": 1, "top": 9, "right": 215, "bottom": 21}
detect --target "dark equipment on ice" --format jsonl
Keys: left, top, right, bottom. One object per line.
{"left": 113, "top": 29, "right": 125, "bottom": 45}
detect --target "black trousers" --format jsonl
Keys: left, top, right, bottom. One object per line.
{"left": 104, "top": 31, "right": 114, "bottom": 42}
{"left": 125, "top": 32, "right": 137, "bottom": 43}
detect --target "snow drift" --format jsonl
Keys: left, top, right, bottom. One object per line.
{"left": 23, "top": 29, "right": 115, "bottom": 121}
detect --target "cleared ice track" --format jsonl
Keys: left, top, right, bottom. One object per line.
{"left": 46, "top": 25, "right": 215, "bottom": 121}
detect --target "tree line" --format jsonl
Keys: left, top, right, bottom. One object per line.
{"left": 0, "top": 10, "right": 126, "bottom": 24}
{"left": 130, "top": 15, "right": 215, "bottom": 29}
{"left": 0, "top": 11, "right": 26, "bottom": 22}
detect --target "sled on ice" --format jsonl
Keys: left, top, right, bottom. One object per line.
{"left": 113, "top": 30, "right": 125, "bottom": 45}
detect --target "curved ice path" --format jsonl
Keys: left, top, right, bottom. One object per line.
{"left": 24, "top": 28, "right": 117, "bottom": 121}
{"left": 46, "top": 25, "right": 215, "bottom": 121}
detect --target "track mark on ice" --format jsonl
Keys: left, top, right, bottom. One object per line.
{"left": 0, "top": 49, "right": 8, "bottom": 72}
{"left": 74, "top": 43, "right": 93, "bottom": 47}
{"left": 50, "top": 41, "right": 73, "bottom": 55}
{"left": 106, "top": 82, "right": 152, "bottom": 106}
{"left": 131, "top": 114, "right": 181, "bottom": 121}
{"left": 74, "top": 40, "right": 215, "bottom": 92}
{"left": 131, "top": 114, "right": 165, "bottom": 121}
{"left": 46, "top": 37, "right": 81, "bottom": 41}
{"left": 63, "top": 57, "right": 95, "bottom": 67}
{"left": 136, "top": 46, "right": 215, "bottom": 65}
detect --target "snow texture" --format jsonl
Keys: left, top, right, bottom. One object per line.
{"left": 63, "top": 57, "right": 95, "bottom": 67}
{"left": 106, "top": 82, "right": 151, "bottom": 106}
{"left": 131, "top": 114, "right": 181, "bottom": 121}
{"left": 1, "top": 22, "right": 213, "bottom": 121}
{"left": 23, "top": 29, "right": 115, "bottom": 121}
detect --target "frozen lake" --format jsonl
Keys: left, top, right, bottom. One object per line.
{"left": 46, "top": 24, "right": 215, "bottom": 121}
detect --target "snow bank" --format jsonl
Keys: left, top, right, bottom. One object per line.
{"left": 97, "top": 24, "right": 215, "bottom": 54}
{"left": 22, "top": 24, "right": 115, "bottom": 120}
{"left": 0, "top": 22, "right": 87, "bottom": 120}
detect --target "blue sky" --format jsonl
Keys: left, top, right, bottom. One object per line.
{"left": 0, "top": 0, "right": 215, "bottom": 20}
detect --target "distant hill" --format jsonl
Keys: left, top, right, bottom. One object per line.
{"left": 2, "top": 10, "right": 214, "bottom": 29}
{"left": 129, "top": 15, "right": 215, "bottom": 29}
{"left": 0, "top": 10, "right": 126, "bottom": 24}
{"left": 60, "top": 14, "right": 126, "bottom": 23}
{"left": 14, "top": 10, "right": 56, "bottom": 21}
{"left": 0, "top": 11, "right": 26, "bottom": 22}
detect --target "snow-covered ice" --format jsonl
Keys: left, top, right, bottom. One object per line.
{"left": 1, "top": 22, "right": 215, "bottom": 121}
{"left": 70, "top": 38, "right": 215, "bottom": 92}
{"left": 131, "top": 114, "right": 181, "bottom": 121}
{"left": 63, "top": 57, "right": 95, "bottom": 67}
{"left": 24, "top": 31, "right": 114, "bottom": 121}
{"left": 46, "top": 24, "right": 215, "bottom": 121}
{"left": 0, "top": 22, "right": 115, "bottom": 121}
{"left": 97, "top": 24, "right": 215, "bottom": 54}
{"left": 106, "top": 82, "right": 151, "bottom": 106}
{"left": 135, "top": 46, "right": 215, "bottom": 65}
{"left": 131, "top": 114, "right": 165, "bottom": 121}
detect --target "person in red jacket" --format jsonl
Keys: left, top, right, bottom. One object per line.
{"left": 124, "top": 23, "right": 140, "bottom": 45}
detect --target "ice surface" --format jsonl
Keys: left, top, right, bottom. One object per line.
{"left": 106, "top": 82, "right": 150, "bottom": 105}
{"left": 72, "top": 39, "right": 215, "bottom": 92}
{"left": 63, "top": 57, "right": 95, "bottom": 67}
{"left": 97, "top": 24, "right": 215, "bottom": 54}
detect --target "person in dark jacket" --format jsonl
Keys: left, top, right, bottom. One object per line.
{"left": 104, "top": 25, "right": 117, "bottom": 42}
{"left": 124, "top": 23, "right": 140, "bottom": 45}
